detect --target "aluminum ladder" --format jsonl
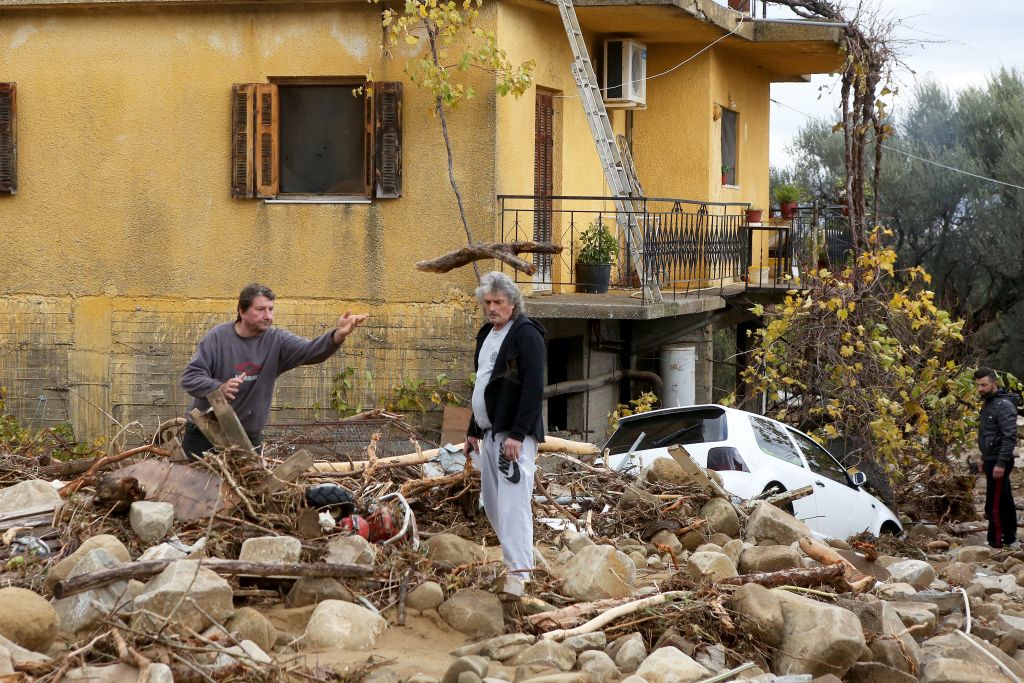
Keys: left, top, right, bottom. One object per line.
{"left": 554, "top": 0, "right": 661, "bottom": 301}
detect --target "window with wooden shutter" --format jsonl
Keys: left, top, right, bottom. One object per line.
{"left": 255, "top": 83, "right": 279, "bottom": 198}
{"left": 373, "top": 82, "right": 402, "bottom": 199}
{"left": 0, "top": 83, "right": 17, "bottom": 196}
{"left": 230, "top": 84, "right": 255, "bottom": 198}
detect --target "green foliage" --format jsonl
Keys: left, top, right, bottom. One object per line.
{"left": 329, "top": 367, "right": 376, "bottom": 416}
{"left": 577, "top": 219, "right": 620, "bottom": 265}
{"left": 387, "top": 373, "right": 467, "bottom": 413}
{"left": 0, "top": 388, "right": 100, "bottom": 461}
{"left": 732, "top": 228, "right": 976, "bottom": 477}
{"left": 374, "top": 0, "right": 534, "bottom": 109}
{"left": 607, "top": 391, "right": 658, "bottom": 436}
{"left": 773, "top": 183, "right": 802, "bottom": 204}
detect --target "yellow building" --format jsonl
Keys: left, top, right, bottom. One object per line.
{"left": 0, "top": 0, "right": 842, "bottom": 442}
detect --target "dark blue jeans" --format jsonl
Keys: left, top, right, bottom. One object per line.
{"left": 182, "top": 422, "right": 262, "bottom": 460}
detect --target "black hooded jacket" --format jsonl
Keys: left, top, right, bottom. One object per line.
{"left": 467, "top": 315, "right": 546, "bottom": 444}
{"left": 978, "top": 389, "right": 1020, "bottom": 467}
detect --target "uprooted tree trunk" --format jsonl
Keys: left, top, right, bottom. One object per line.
{"left": 416, "top": 241, "right": 562, "bottom": 275}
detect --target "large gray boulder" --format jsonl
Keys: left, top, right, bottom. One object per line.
{"left": 635, "top": 647, "right": 712, "bottom": 683}
{"left": 577, "top": 650, "right": 619, "bottom": 683}
{"left": 53, "top": 548, "right": 129, "bottom": 635}
{"left": 920, "top": 631, "right": 1024, "bottom": 682}
{"left": 0, "top": 586, "right": 57, "bottom": 651}
{"left": 738, "top": 545, "right": 801, "bottom": 574}
{"left": 0, "top": 480, "right": 61, "bottom": 513}
{"left": 46, "top": 534, "right": 130, "bottom": 590}
{"left": 729, "top": 583, "right": 784, "bottom": 646}
{"left": 132, "top": 560, "right": 234, "bottom": 634}
{"left": 129, "top": 501, "right": 174, "bottom": 544}
{"left": 303, "top": 600, "right": 387, "bottom": 650}
{"left": 886, "top": 559, "right": 937, "bottom": 588}
{"left": 684, "top": 552, "right": 737, "bottom": 581}
{"left": 438, "top": 589, "right": 505, "bottom": 639}
{"left": 744, "top": 502, "right": 813, "bottom": 545}
{"left": 639, "top": 458, "right": 690, "bottom": 487}
{"left": 511, "top": 640, "right": 576, "bottom": 671}
{"left": 772, "top": 589, "right": 866, "bottom": 678}
{"left": 422, "top": 533, "right": 485, "bottom": 567}
{"left": 840, "top": 597, "right": 921, "bottom": 675}
{"left": 609, "top": 632, "right": 646, "bottom": 674}
{"left": 920, "top": 658, "right": 1016, "bottom": 683}
{"left": 561, "top": 545, "right": 635, "bottom": 600}
{"left": 699, "top": 498, "right": 740, "bottom": 538}
{"left": 239, "top": 535, "right": 302, "bottom": 563}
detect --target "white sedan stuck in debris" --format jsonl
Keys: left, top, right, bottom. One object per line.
{"left": 602, "top": 405, "right": 902, "bottom": 540}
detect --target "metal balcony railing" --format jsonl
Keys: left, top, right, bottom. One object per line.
{"left": 791, "top": 204, "right": 855, "bottom": 270}
{"left": 498, "top": 195, "right": 754, "bottom": 302}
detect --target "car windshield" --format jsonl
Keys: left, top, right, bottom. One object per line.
{"left": 604, "top": 408, "right": 727, "bottom": 455}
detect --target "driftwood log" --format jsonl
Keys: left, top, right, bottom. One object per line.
{"left": 52, "top": 559, "right": 373, "bottom": 599}
{"left": 718, "top": 563, "right": 847, "bottom": 590}
{"left": 740, "top": 484, "right": 814, "bottom": 513}
{"left": 799, "top": 536, "right": 875, "bottom": 593}
{"left": 416, "top": 241, "right": 563, "bottom": 276}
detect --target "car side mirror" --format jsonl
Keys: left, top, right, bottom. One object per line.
{"left": 848, "top": 470, "right": 867, "bottom": 487}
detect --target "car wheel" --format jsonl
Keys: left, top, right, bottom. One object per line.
{"left": 762, "top": 482, "right": 794, "bottom": 515}
{"left": 879, "top": 521, "right": 902, "bottom": 537}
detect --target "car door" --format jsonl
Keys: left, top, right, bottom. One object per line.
{"left": 786, "top": 427, "right": 871, "bottom": 539}
{"left": 746, "top": 415, "right": 819, "bottom": 527}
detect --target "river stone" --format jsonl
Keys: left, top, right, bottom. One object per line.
{"left": 738, "top": 545, "right": 801, "bottom": 573}
{"left": 239, "top": 535, "right": 302, "bottom": 563}
{"left": 839, "top": 597, "right": 921, "bottom": 674}
{"left": 53, "top": 548, "right": 129, "bottom": 635}
{"left": 729, "top": 583, "right": 784, "bottom": 646}
{"left": 650, "top": 530, "right": 682, "bottom": 555}
{"left": 611, "top": 632, "right": 647, "bottom": 674}
{"left": 562, "top": 545, "right": 635, "bottom": 600}
{"left": 700, "top": 498, "right": 740, "bottom": 537}
{"left": 956, "top": 545, "right": 996, "bottom": 563}
{"left": 875, "top": 583, "right": 917, "bottom": 601}
{"left": 939, "top": 561, "right": 976, "bottom": 586}
{"left": 132, "top": 560, "right": 234, "bottom": 634}
{"left": 303, "top": 600, "right": 387, "bottom": 650}
{"left": 685, "top": 551, "right": 737, "bottom": 581}
{"left": 891, "top": 601, "right": 938, "bottom": 636}
{"left": 635, "top": 647, "right": 712, "bottom": 683}
{"left": 577, "top": 650, "right": 619, "bottom": 683}
{"left": 846, "top": 662, "right": 917, "bottom": 683}
{"left": 407, "top": 581, "right": 445, "bottom": 611}
{"left": 0, "top": 480, "right": 61, "bottom": 513}
{"left": 639, "top": 458, "right": 689, "bottom": 486}
{"left": 286, "top": 577, "right": 354, "bottom": 607}
{"left": 46, "top": 534, "right": 130, "bottom": 590}
{"left": 886, "top": 559, "right": 937, "bottom": 588}
{"left": 744, "top": 502, "right": 813, "bottom": 545}
{"left": 920, "top": 658, "right": 1016, "bottom": 683}
{"left": 511, "top": 640, "right": 576, "bottom": 671}
{"left": 441, "top": 655, "right": 490, "bottom": 683}
{"left": 326, "top": 535, "right": 378, "bottom": 568}
{"left": 772, "top": 589, "right": 866, "bottom": 678}
{"left": 423, "top": 533, "right": 486, "bottom": 567}
{"left": 129, "top": 501, "right": 174, "bottom": 544}
{"left": 0, "top": 586, "right": 57, "bottom": 651}
{"left": 438, "top": 589, "right": 505, "bottom": 639}
{"left": 562, "top": 531, "right": 595, "bottom": 553}
{"left": 225, "top": 607, "right": 277, "bottom": 653}
{"left": 139, "top": 542, "right": 187, "bottom": 562}
{"left": 563, "top": 632, "right": 607, "bottom": 653}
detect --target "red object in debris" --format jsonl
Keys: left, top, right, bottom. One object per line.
{"left": 339, "top": 514, "right": 369, "bottom": 539}
{"left": 366, "top": 507, "right": 397, "bottom": 543}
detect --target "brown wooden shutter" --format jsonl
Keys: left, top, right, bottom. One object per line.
{"left": 363, "top": 82, "right": 375, "bottom": 197}
{"left": 230, "top": 84, "right": 255, "bottom": 198}
{"left": 255, "top": 83, "right": 279, "bottom": 198}
{"left": 373, "top": 82, "right": 402, "bottom": 199}
{"left": 0, "top": 83, "right": 17, "bottom": 196}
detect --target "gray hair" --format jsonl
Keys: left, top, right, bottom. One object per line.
{"left": 475, "top": 271, "right": 524, "bottom": 316}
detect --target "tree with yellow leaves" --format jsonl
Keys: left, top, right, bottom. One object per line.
{"left": 735, "top": 229, "right": 979, "bottom": 516}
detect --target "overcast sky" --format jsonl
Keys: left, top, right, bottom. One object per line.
{"left": 768, "top": 0, "right": 1024, "bottom": 169}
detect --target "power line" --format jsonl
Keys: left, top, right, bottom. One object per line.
{"left": 770, "top": 97, "right": 1024, "bottom": 191}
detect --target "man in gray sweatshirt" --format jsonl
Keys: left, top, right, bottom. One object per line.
{"left": 181, "top": 283, "right": 367, "bottom": 458}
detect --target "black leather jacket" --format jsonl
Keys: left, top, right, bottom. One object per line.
{"left": 978, "top": 389, "right": 1019, "bottom": 467}
{"left": 467, "top": 315, "right": 546, "bottom": 443}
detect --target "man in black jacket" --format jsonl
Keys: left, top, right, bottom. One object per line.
{"left": 975, "top": 367, "right": 1019, "bottom": 548}
{"left": 466, "top": 271, "right": 546, "bottom": 595}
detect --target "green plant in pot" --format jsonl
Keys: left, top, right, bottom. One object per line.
{"left": 773, "top": 184, "right": 801, "bottom": 219}
{"left": 576, "top": 218, "right": 620, "bottom": 294}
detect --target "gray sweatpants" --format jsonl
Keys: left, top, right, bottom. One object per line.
{"left": 475, "top": 430, "right": 536, "bottom": 581}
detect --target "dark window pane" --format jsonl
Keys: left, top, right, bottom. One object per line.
{"left": 788, "top": 428, "right": 850, "bottom": 485}
{"left": 279, "top": 85, "right": 364, "bottom": 194}
{"left": 721, "top": 108, "right": 737, "bottom": 185}
{"left": 604, "top": 408, "right": 727, "bottom": 455}
{"left": 749, "top": 415, "right": 802, "bottom": 467}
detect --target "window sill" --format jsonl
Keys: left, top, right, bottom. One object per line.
{"left": 265, "top": 197, "right": 372, "bottom": 204}
{"left": 722, "top": 184, "right": 740, "bottom": 190}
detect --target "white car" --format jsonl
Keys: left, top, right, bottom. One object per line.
{"left": 602, "top": 405, "right": 902, "bottom": 540}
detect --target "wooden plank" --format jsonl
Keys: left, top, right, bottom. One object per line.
{"left": 189, "top": 408, "right": 229, "bottom": 450}
{"left": 261, "top": 449, "right": 313, "bottom": 494}
{"left": 206, "top": 388, "right": 254, "bottom": 451}
{"left": 440, "top": 406, "right": 472, "bottom": 448}
{"left": 0, "top": 503, "right": 58, "bottom": 524}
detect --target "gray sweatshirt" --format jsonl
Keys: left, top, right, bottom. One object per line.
{"left": 182, "top": 322, "right": 342, "bottom": 435}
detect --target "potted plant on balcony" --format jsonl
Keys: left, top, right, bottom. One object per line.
{"left": 745, "top": 205, "right": 763, "bottom": 224}
{"left": 576, "top": 218, "right": 619, "bottom": 294}
{"left": 721, "top": 165, "right": 732, "bottom": 185}
{"left": 773, "top": 184, "right": 801, "bottom": 219}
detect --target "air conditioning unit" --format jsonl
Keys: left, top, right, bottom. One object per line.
{"left": 603, "top": 39, "right": 647, "bottom": 108}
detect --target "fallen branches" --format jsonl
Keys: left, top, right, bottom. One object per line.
{"left": 53, "top": 559, "right": 373, "bottom": 599}
{"left": 541, "top": 591, "right": 693, "bottom": 641}
{"left": 718, "top": 564, "right": 847, "bottom": 591}
{"left": 58, "top": 445, "right": 171, "bottom": 497}
{"left": 799, "top": 536, "right": 875, "bottom": 594}
{"left": 416, "top": 241, "right": 562, "bottom": 275}
{"left": 740, "top": 485, "right": 814, "bottom": 513}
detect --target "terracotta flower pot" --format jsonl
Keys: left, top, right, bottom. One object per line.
{"left": 745, "top": 209, "right": 763, "bottom": 224}
{"left": 780, "top": 202, "right": 798, "bottom": 219}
